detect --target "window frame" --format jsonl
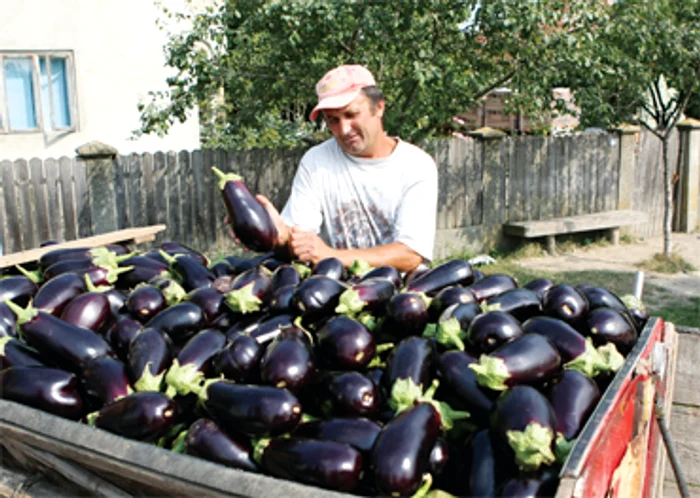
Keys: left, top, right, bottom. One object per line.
{"left": 0, "top": 50, "right": 78, "bottom": 134}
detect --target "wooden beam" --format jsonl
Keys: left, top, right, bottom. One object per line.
{"left": 503, "top": 210, "right": 648, "bottom": 238}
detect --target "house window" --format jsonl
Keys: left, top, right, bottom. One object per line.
{"left": 0, "top": 51, "right": 77, "bottom": 133}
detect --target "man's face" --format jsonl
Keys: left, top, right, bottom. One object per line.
{"left": 323, "top": 93, "right": 385, "bottom": 158}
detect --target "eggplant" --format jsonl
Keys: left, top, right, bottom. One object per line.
{"left": 292, "top": 275, "right": 347, "bottom": 322}
{"left": 185, "top": 287, "right": 226, "bottom": 324}
{"left": 467, "top": 310, "right": 524, "bottom": 355}
{"left": 60, "top": 291, "right": 111, "bottom": 333}
{"left": 224, "top": 312, "right": 266, "bottom": 340}
{"left": 182, "top": 418, "right": 258, "bottom": 472}
{"left": 371, "top": 403, "right": 441, "bottom": 496}
{"left": 403, "top": 266, "right": 430, "bottom": 287}
{"left": 439, "top": 301, "right": 482, "bottom": 332}
{"left": 586, "top": 307, "right": 638, "bottom": 355}
{"left": 0, "top": 302, "right": 18, "bottom": 338}
{"left": 484, "top": 288, "right": 542, "bottom": 323}
{"left": 148, "top": 274, "right": 188, "bottom": 306}
{"left": 259, "top": 328, "right": 315, "bottom": 393}
{"left": 467, "top": 429, "right": 500, "bottom": 498}
{"left": 469, "top": 334, "right": 561, "bottom": 391}
{"left": 125, "top": 285, "right": 167, "bottom": 322}
{"left": 225, "top": 253, "right": 276, "bottom": 274}
{"left": 491, "top": 385, "right": 557, "bottom": 471}
{"left": 0, "top": 336, "right": 46, "bottom": 369}
{"left": 500, "top": 472, "right": 559, "bottom": 497}
{"left": 268, "top": 284, "right": 297, "bottom": 314}
{"left": 33, "top": 272, "right": 86, "bottom": 315}
{"left": 39, "top": 245, "right": 128, "bottom": 269}
{"left": 293, "top": 417, "right": 382, "bottom": 454}
{"left": 522, "top": 316, "right": 622, "bottom": 377}
{"left": 212, "top": 332, "right": 263, "bottom": 382}
{"left": 335, "top": 277, "right": 395, "bottom": 316}
{"left": 116, "top": 256, "right": 169, "bottom": 289}
{"left": 271, "top": 264, "right": 301, "bottom": 290}
{"left": 384, "top": 336, "right": 434, "bottom": 392}
{"left": 199, "top": 380, "right": 302, "bottom": 437}
{"left": 577, "top": 285, "right": 628, "bottom": 314}
{"left": 0, "top": 276, "right": 38, "bottom": 307}
{"left": 256, "top": 437, "right": 362, "bottom": 492}
{"left": 89, "top": 391, "right": 178, "bottom": 442}
{"left": 209, "top": 259, "right": 234, "bottom": 278}
{"left": 316, "top": 316, "right": 376, "bottom": 370}
{"left": 429, "top": 438, "right": 450, "bottom": 479}
{"left": 436, "top": 350, "right": 495, "bottom": 423}
{"left": 523, "top": 277, "right": 555, "bottom": 301}
{"left": 360, "top": 265, "right": 402, "bottom": 289}
{"left": 160, "top": 251, "right": 215, "bottom": 291}
{"left": 383, "top": 292, "right": 430, "bottom": 339}
{"left": 622, "top": 295, "right": 649, "bottom": 332}
{"left": 469, "top": 273, "right": 518, "bottom": 302}
{"left": 127, "top": 327, "right": 173, "bottom": 392}
{"left": 405, "top": 259, "right": 475, "bottom": 296}
{"left": 165, "top": 328, "right": 226, "bottom": 397}
{"left": 542, "top": 284, "right": 589, "bottom": 326}
{"left": 248, "top": 313, "right": 296, "bottom": 346}
{"left": 6, "top": 300, "right": 112, "bottom": 373}
{"left": 145, "top": 302, "right": 205, "bottom": 344}
{"left": 324, "top": 371, "right": 380, "bottom": 418}
{"left": 0, "top": 366, "right": 84, "bottom": 420}
{"left": 42, "top": 257, "right": 94, "bottom": 280}
{"left": 428, "top": 285, "right": 476, "bottom": 321}
{"left": 212, "top": 167, "right": 278, "bottom": 252}
{"left": 159, "top": 241, "right": 209, "bottom": 266}
{"left": 105, "top": 316, "right": 143, "bottom": 361}
{"left": 224, "top": 266, "right": 273, "bottom": 314}
{"left": 81, "top": 356, "right": 133, "bottom": 406}
{"left": 547, "top": 369, "right": 601, "bottom": 446}
{"left": 312, "top": 257, "right": 346, "bottom": 281}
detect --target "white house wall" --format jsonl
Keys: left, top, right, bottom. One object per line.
{"left": 0, "top": 0, "right": 202, "bottom": 161}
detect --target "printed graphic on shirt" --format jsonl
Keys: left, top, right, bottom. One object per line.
{"left": 331, "top": 200, "right": 394, "bottom": 249}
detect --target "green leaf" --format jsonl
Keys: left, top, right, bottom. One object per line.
{"left": 506, "top": 422, "right": 556, "bottom": 471}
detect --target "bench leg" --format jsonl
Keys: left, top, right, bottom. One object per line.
{"left": 546, "top": 235, "right": 556, "bottom": 255}
{"left": 609, "top": 227, "right": 620, "bottom": 245}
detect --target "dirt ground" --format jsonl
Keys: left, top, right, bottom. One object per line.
{"left": 514, "top": 231, "right": 700, "bottom": 299}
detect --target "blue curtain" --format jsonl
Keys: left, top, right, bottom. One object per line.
{"left": 4, "top": 57, "right": 37, "bottom": 130}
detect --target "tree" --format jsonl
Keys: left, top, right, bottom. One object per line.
{"left": 137, "top": 0, "right": 611, "bottom": 149}
{"left": 570, "top": 0, "right": 700, "bottom": 258}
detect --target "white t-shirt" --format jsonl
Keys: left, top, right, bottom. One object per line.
{"left": 280, "top": 138, "right": 438, "bottom": 261}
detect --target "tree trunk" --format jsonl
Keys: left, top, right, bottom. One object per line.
{"left": 662, "top": 136, "right": 672, "bottom": 258}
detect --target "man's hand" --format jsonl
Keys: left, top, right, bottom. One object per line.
{"left": 289, "top": 226, "right": 332, "bottom": 264}
{"left": 255, "top": 194, "right": 291, "bottom": 249}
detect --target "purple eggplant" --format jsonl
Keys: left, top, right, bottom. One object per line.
{"left": 33, "top": 272, "right": 86, "bottom": 315}
{"left": 469, "top": 334, "right": 561, "bottom": 391}
{"left": 0, "top": 366, "right": 85, "bottom": 419}
{"left": 165, "top": 328, "right": 226, "bottom": 397}
{"left": 384, "top": 336, "right": 434, "bottom": 392}
{"left": 371, "top": 403, "right": 441, "bottom": 496}
{"left": 145, "top": 302, "right": 205, "bottom": 344}
{"left": 105, "top": 316, "right": 143, "bottom": 361}
{"left": 622, "top": 295, "right": 649, "bottom": 332}
{"left": 125, "top": 285, "right": 167, "bottom": 322}
{"left": 522, "top": 316, "right": 622, "bottom": 377}
{"left": 209, "top": 259, "right": 233, "bottom": 278}
{"left": 312, "top": 257, "right": 346, "bottom": 281}
{"left": 256, "top": 437, "right": 362, "bottom": 492}
{"left": 0, "top": 276, "right": 38, "bottom": 307}
{"left": 293, "top": 417, "right": 382, "bottom": 454}
{"left": 543, "top": 284, "right": 589, "bottom": 326}
{"left": 524, "top": 277, "right": 555, "bottom": 301}
{"left": 39, "top": 245, "right": 128, "bottom": 269}
{"left": 182, "top": 418, "right": 258, "bottom": 472}
{"left": 223, "top": 312, "right": 266, "bottom": 340}
{"left": 199, "top": 380, "right": 302, "bottom": 437}
{"left": 429, "top": 438, "right": 450, "bottom": 479}
{"left": 439, "top": 301, "right": 482, "bottom": 332}
{"left": 586, "top": 307, "right": 638, "bottom": 355}
{"left": 403, "top": 266, "right": 430, "bottom": 287}
{"left": 212, "top": 332, "right": 263, "bottom": 382}
{"left": 127, "top": 327, "right": 173, "bottom": 392}
{"left": 500, "top": 472, "right": 559, "bottom": 497}
{"left": 259, "top": 328, "right": 316, "bottom": 393}
{"left": 89, "top": 391, "right": 178, "bottom": 442}
{"left": 360, "top": 265, "right": 402, "bottom": 289}
{"left": 160, "top": 251, "right": 215, "bottom": 292}
{"left": 428, "top": 301, "right": 482, "bottom": 352}
{"left": 577, "top": 285, "right": 628, "bottom": 314}
{"left": 185, "top": 287, "right": 226, "bottom": 324}
{"left": 60, "top": 291, "right": 111, "bottom": 333}
{"left": 116, "top": 256, "right": 170, "bottom": 289}
{"left": 0, "top": 302, "right": 18, "bottom": 338}
{"left": 383, "top": 292, "right": 430, "bottom": 339}
{"left": 491, "top": 385, "right": 557, "bottom": 471}
{"left": 316, "top": 316, "right": 376, "bottom": 370}
{"left": 81, "top": 356, "right": 133, "bottom": 406}
{"left": 467, "top": 429, "right": 500, "bottom": 498}
{"left": 292, "top": 275, "right": 347, "bottom": 321}
{"left": 484, "top": 288, "right": 542, "bottom": 323}
{"left": 212, "top": 167, "right": 278, "bottom": 252}
{"left": 436, "top": 350, "right": 495, "bottom": 423}
{"left": 159, "top": 241, "right": 209, "bottom": 266}
{"left": 0, "top": 336, "right": 46, "bottom": 369}
{"left": 467, "top": 310, "right": 524, "bottom": 355}
{"left": 248, "top": 313, "right": 296, "bottom": 345}
{"left": 324, "top": 371, "right": 380, "bottom": 418}
{"left": 428, "top": 285, "right": 476, "bottom": 321}
{"left": 6, "top": 300, "right": 112, "bottom": 373}
{"left": 469, "top": 273, "right": 518, "bottom": 302}
{"left": 271, "top": 264, "right": 301, "bottom": 289}
{"left": 224, "top": 266, "right": 273, "bottom": 314}
{"left": 335, "top": 277, "right": 395, "bottom": 317}
{"left": 547, "top": 369, "right": 601, "bottom": 451}
{"left": 268, "top": 284, "right": 297, "bottom": 314}
{"left": 405, "top": 259, "right": 475, "bottom": 296}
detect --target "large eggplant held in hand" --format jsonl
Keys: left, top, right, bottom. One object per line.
{"left": 213, "top": 167, "right": 278, "bottom": 252}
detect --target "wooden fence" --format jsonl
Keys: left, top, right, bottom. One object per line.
{"left": 1, "top": 125, "right": 697, "bottom": 258}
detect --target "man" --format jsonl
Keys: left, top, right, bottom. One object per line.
{"left": 255, "top": 64, "right": 438, "bottom": 273}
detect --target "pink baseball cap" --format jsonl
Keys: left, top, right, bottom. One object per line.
{"left": 309, "top": 64, "right": 377, "bottom": 121}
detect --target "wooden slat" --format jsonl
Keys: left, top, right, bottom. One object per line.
{"left": 508, "top": 136, "right": 527, "bottom": 221}
{"left": 153, "top": 152, "right": 168, "bottom": 243}
{"left": 529, "top": 136, "right": 545, "bottom": 220}
{"left": 569, "top": 136, "right": 584, "bottom": 216}
{"left": 113, "top": 156, "right": 127, "bottom": 230}
{"left": 190, "top": 150, "right": 206, "bottom": 253}
{"left": 29, "top": 158, "right": 51, "bottom": 244}
{"left": 664, "top": 404, "right": 700, "bottom": 487}
{"left": 127, "top": 153, "right": 146, "bottom": 229}
{"left": 58, "top": 157, "right": 77, "bottom": 242}
{"left": 0, "top": 225, "right": 166, "bottom": 269}
{"left": 540, "top": 136, "right": 557, "bottom": 219}
{"left": 179, "top": 150, "right": 195, "bottom": 249}
{"left": 43, "top": 158, "right": 62, "bottom": 242}
{"left": 503, "top": 209, "right": 649, "bottom": 238}
{"left": 142, "top": 153, "right": 156, "bottom": 228}
{"left": 166, "top": 151, "right": 182, "bottom": 244}
{"left": 554, "top": 136, "right": 570, "bottom": 217}
{"left": 671, "top": 331, "right": 700, "bottom": 406}
{"left": 73, "top": 157, "right": 90, "bottom": 239}
{"left": 16, "top": 159, "right": 36, "bottom": 250}
{"left": 0, "top": 160, "right": 10, "bottom": 255}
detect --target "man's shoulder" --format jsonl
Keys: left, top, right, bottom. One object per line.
{"left": 394, "top": 140, "right": 437, "bottom": 174}
{"left": 303, "top": 138, "right": 339, "bottom": 159}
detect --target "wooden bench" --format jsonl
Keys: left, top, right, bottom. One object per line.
{"left": 503, "top": 210, "right": 648, "bottom": 255}
{"left": 0, "top": 224, "right": 166, "bottom": 269}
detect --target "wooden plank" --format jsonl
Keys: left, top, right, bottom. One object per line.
{"left": 503, "top": 209, "right": 649, "bottom": 238}
{"left": 671, "top": 331, "right": 700, "bottom": 406}
{"left": 0, "top": 225, "right": 166, "bottom": 269}
{"left": 569, "top": 136, "right": 585, "bottom": 216}
{"left": 73, "top": 157, "right": 90, "bottom": 239}
{"left": 43, "top": 158, "right": 62, "bottom": 242}
{"left": 0, "top": 160, "right": 10, "bottom": 255}
{"left": 16, "top": 159, "right": 37, "bottom": 250}
{"left": 0, "top": 457, "right": 78, "bottom": 498}
{"left": 58, "top": 157, "right": 77, "bottom": 242}
{"left": 29, "top": 158, "right": 51, "bottom": 245}
{"left": 179, "top": 150, "right": 195, "bottom": 250}
{"left": 540, "top": 136, "right": 557, "bottom": 219}
{"left": 462, "top": 137, "right": 481, "bottom": 227}
{"left": 435, "top": 140, "right": 460, "bottom": 229}
{"left": 661, "top": 480, "right": 700, "bottom": 498}
{"left": 554, "top": 136, "right": 570, "bottom": 217}
{"left": 166, "top": 151, "right": 182, "bottom": 244}
{"left": 664, "top": 404, "right": 700, "bottom": 486}
{"left": 113, "top": 156, "right": 127, "bottom": 229}
{"left": 508, "top": 136, "right": 528, "bottom": 221}
{"left": 528, "top": 136, "right": 545, "bottom": 220}
{"left": 191, "top": 149, "right": 206, "bottom": 253}
{"left": 152, "top": 152, "right": 168, "bottom": 243}
{"left": 127, "top": 153, "right": 146, "bottom": 229}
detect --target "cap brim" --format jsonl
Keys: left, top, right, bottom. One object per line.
{"left": 309, "top": 88, "right": 363, "bottom": 121}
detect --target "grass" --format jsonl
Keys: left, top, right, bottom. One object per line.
{"left": 637, "top": 253, "right": 697, "bottom": 274}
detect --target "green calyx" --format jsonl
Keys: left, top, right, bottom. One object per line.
{"left": 84, "top": 273, "right": 112, "bottom": 293}
{"left": 158, "top": 250, "right": 178, "bottom": 266}
{"left": 596, "top": 342, "right": 625, "bottom": 372}
{"left": 412, "top": 473, "right": 434, "bottom": 498}
{"left": 211, "top": 166, "right": 243, "bottom": 191}
{"left": 292, "top": 262, "right": 312, "bottom": 279}
{"left": 565, "top": 337, "right": 610, "bottom": 378}
{"left": 335, "top": 288, "right": 365, "bottom": 316}
{"left": 253, "top": 438, "right": 271, "bottom": 465}
{"left": 506, "top": 422, "right": 556, "bottom": 471}
{"left": 164, "top": 360, "right": 206, "bottom": 398}
{"left": 555, "top": 432, "right": 577, "bottom": 464}
{"left": 4, "top": 299, "right": 39, "bottom": 327}
{"left": 160, "top": 278, "right": 187, "bottom": 306}
{"left": 170, "top": 430, "right": 188, "bottom": 454}
{"left": 469, "top": 355, "right": 510, "bottom": 391}
{"left": 620, "top": 294, "right": 645, "bottom": 312}
{"left": 225, "top": 282, "right": 262, "bottom": 314}
{"left": 434, "top": 318, "right": 466, "bottom": 351}
{"left": 390, "top": 378, "right": 469, "bottom": 431}
{"left": 86, "top": 410, "right": 100, "bottom": 426}
{"left": 15, "top": 265, "right": 42, "bottom": 284}
{"left": 0, "top": 336, "right": 12, "bottom": 355}
{"left": 348, "top": 259, "right": 373, "bottom": 278}
{"left": 134, "top": 362, "right": 165, "bottom": 392}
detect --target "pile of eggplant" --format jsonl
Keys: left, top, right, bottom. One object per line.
{"left": 0, "top": 239, "right": 649, "bottom": 497}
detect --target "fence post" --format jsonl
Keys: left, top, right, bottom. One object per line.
{"left": 76, "top": 141, "right": 119, "bottom": 236}
{"left": 676, "top": 118, "right": 700, "bottom": 233}
{"left": 470, "top": 127, "right": 507, "bottom": 226}
{"left": 612, "top": 123, "right": 641, "bottom": 210}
